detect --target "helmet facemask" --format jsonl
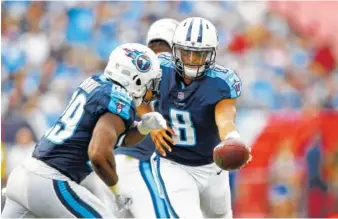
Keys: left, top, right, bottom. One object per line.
{"left": 173, "top": 44, "right": 216, "bottom": 79}
{"left": 142, "top": 76, "right": 161, "bottom": 105}
{"left": 130, "top": 76, "right": 161, "bottom": 106}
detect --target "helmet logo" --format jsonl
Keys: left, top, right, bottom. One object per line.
{"left": 123, "top": 48, "right": 152, "bottom": 73}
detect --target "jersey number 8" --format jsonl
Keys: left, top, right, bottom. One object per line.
{"left": 169, "top": 108, "right": 196, "bottom": 147}
{"left": 46, "top": 90, "right": 87, "bottom": 144}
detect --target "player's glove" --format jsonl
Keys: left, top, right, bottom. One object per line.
{"left": 115, "top": 194, "right": 133, "bottom": 213}
{"left": 110, "top": 185, "right": 133, "bottom": 213}
{"left": 137, "top": 112, "right": 167, "bottom": 135}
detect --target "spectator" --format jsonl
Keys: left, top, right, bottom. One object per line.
{"left": 6, "top": 127, "right": 36, "bottom": 175}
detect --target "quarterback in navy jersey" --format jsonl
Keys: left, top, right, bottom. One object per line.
{"left": 2, "top": 43, "right": 167, "bottom": 218}
{"left": 138, "top": 17, "right": 252, "bottom": 218}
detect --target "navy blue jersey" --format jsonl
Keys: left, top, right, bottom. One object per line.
{"left": 114, "top": 100, "right": 159, "bottom": 161}
{"left": 33, "top": 75, "right": 136, "bottom": 183}
{"left": 133, "top": 53, "right": 242, "bottom": 166}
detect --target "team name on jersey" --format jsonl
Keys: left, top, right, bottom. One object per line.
{"left": 79, "top": 78, "right": 100, "bottom": 94}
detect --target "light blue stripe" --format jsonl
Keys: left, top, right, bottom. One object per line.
{"left": 140, "top": 161, "right": 170, "bottom": 218}
{"left": 86, "top": 161, "right": 93, "bottom": 169}
{"left": 158, "top": 54, "right": 173, "bottom": 68}
{"left": 180, "top": 81, "right": 185, "bottom": 89}
{"left": 206, "top": 68, "right": 230, "bottom": 81}
{"left": 57, "top": 181, "right": 96, "bottom": 218}
{"left": 156, "top": 157, "right": 179, "bottom": 218}
{"left": 99, "top": 74, "right": 108, "bottom": 82}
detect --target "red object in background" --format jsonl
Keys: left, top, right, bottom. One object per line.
{"left": 308, "top": 187, "right": 327, "bottom": 218}
{"left": 227, "top": 34, "right": 250, "bottom": 54}
{"left": 312, "top": 45, "right": 336, "bottom": 74}
{"left": 235, "top": 111, "right": 338, "bottom": 217}
{"left": 327, "top": 213, "right": 338, "bottom": 218}
{"left": 269, "top": 1, "right": 338, "bottom": 60}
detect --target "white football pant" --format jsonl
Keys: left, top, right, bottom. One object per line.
{"left": 1, "top": 157, "right": 115, "bottom": 218}
{"left": 115, "top": 154, "right": 169, "bottom": 218}
{"left": 80, "top": 171, "right": 122, "bottom": 216}
{"left": 151, "top": 154, "right": 233, "bottom": 219}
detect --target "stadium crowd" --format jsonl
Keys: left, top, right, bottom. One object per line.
{"left": 1, "top": 1, "right": 337, "bottom": 216}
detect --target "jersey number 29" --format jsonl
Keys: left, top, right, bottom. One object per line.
{"left": 46, "top": 90, "right": 87, "bottom": 144}
{"left": 169, "top": 109, "right": 196, "bottom": 146}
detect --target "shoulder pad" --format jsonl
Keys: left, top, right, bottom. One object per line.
{"left": 207, "top": 65, "right": 242, "bottom": 98}
{"left": 157, "top": 53, "right": 173, "bottom": 68}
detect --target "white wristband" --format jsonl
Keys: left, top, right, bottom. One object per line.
{"left": 137, "top": 121, "right": 150, "bottom": 135}
{"left": 224, "top": 131, "right": 241, "bottom": 140}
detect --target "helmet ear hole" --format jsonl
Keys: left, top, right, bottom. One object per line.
{"left": 136, "top": 78, "right": 142, "bottom": 86}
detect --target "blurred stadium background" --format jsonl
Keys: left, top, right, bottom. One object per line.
{"left": 1, "top": 1, "right": 338, "bottom": 217}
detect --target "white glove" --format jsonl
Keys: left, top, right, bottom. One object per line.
{"left": 115, "top": 194, "right": 133, "bottom": 213}
{"left": 137, "top": 112, "right": 167, "bottom": 135}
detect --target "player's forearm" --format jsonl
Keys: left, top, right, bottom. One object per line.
{"left": 91, "top": 157, "right": 118, "bottom": 187}
{"left": 119, "top": 104, "right": 153, "bottom": 146}
{"left": 88, "top": 129, "right": 119, "bottom": 186}
{"left": 121, "top": 126, "right": 146, "bottom": 146}
{"left": 217, "top": 120, "right": 239, "bottom": 140}
{"left": 215, "top": 99, "right": 239, "bottom": 140}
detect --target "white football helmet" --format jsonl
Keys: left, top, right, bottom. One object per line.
{"left": 104, "top": 43, "right": 162, "bottom": 106}
{"left": 146, "top": 18, "right": 179, "bottom": 48}
{"left": 172, "top": 17, "right": 219, "bottom": 79}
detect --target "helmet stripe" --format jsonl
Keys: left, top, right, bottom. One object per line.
{"left": 197, "top": 19, "right": 203, "bottom": 43}
{"left": 186, "top": 19, "right": 194, "bottom": 41}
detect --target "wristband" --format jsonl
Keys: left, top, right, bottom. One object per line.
{"left": 137, "top": 121, "right": 150, "bottom": 135}
{"left": 109, "top": 184, "right": 120, "bottom": 196}
{"left": 224, "top": 131, "right": 241, "bottom": 140}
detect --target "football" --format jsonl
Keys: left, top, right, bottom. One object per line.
{"left": 213, "top": 138, "right": 250, "bottom": 170}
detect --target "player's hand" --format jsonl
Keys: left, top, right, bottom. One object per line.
{"left": 115, "top": 194, "right": 133, "bottom": 213}
{"left": 240, "top": 146, "right": 252, "bottom": 168}
{"left": 150, "top": 126, "right": 176, "bottom": 157}
{"left": 137, "top": 112, "right": 167, "bottom": 135}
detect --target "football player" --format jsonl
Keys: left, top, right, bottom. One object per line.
{"left": 139, "top": 17, "right": 251, "bottom": 218}
{"left": 112, "top": 18, "right": 179, "bottom": 218}
{"left": 1, "top": 43, "right": 167, "bottom": 218}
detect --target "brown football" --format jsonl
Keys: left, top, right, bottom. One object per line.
{"left": 213, "top": 138, "right": 250, "bottom": 170}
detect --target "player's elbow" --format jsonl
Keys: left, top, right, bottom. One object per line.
{"left": 88, "top": 149, "right": 105, "bottom": 165}
{"left": 88, "top": 130, "right": 116, "bottom": 163}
